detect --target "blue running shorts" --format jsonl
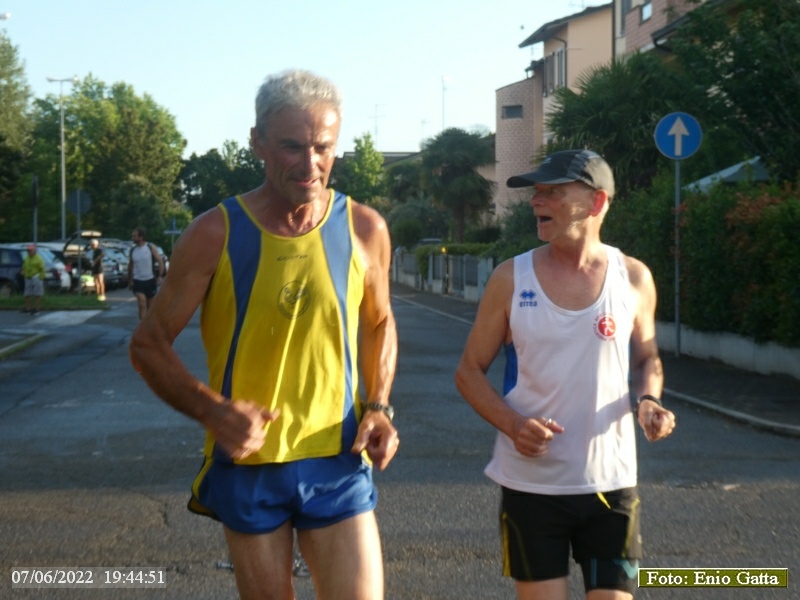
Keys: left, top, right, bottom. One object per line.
{"left": 189, "top": 452, "right": 377, "bottom": 534}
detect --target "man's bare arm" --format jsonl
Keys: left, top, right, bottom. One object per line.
{"left": 350, "top": 203, "right": 399, "bottom": 470}
{"left": 129, "top": 210, "right": 278, "bottom": 458}
{"left": 627, "top": 256, "right": 675, "bottom": 442}
{"left": 455, "top": 261, "right": 563, "bottom": 456}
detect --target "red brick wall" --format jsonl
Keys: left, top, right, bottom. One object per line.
{"left": 494, "top": 78, "right": 539, "bottom": 217}
{"left": 624, "top": 0, "right": 702, "bottom": 53}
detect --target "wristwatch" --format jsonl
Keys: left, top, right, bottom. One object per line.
{"left": 363, "top": 402, "right": 395, "bottom": 422}
{"left": 634, "top": 394, "right": 663, "bottom": 414}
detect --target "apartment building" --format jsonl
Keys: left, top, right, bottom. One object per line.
{"left": 615, "top": 0, "right": 704, "bottom": 56}
{"left": 492, "top": 0, "right": 714, "bottom": 218}
{"left": 493, "top": 3, "right": 612, "bottom": 218}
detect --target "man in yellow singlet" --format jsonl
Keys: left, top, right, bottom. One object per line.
{"left": 129, "top": 69, "right": 399, "bottom": 600}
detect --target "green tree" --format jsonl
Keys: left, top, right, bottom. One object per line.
{"left": 547, "top": 51, "right": 741, "bottom": 199}
{"left": 28, "top": 75, "right": 185, "bottom": 239}
{"left": 420, "top": 128, "right": 495, "bottom": 242}
{"left": 387, "top": 192, "right": 448, "bottom": 248}
{"left": 0, "top": 31, "right": 32, "bottom": 240}
{"left": 489, "top": 198, "right": 539, "bottom": 261}
{"left": 179, "top": 141, "right": 263, "bottom": 215}
{"left": 670, "top": 0, "right": 800, "bottom": 181}
{"left": 0, "top": 138, "right": 26, "bottom": 240}
{"left": 330, "top": 133, "right": 385, "bottom": 204}
{"left": 108, "top": 176, "right": 166, "bottom": 240}
{"left": 0, "top": 31, "right": 31, "bottom": 152}
{"left": 384, "top": 159, "right": 425, "bottom": 203}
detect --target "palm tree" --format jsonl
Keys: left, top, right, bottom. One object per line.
{"left": 546, "top": 52, "right": 713, "bottom": 198}
{"left": 421, "top": 128, "right": 494, "bottom": 242}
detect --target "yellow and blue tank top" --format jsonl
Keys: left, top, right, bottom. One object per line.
{"left": 200, "top": 190, "right": 365, "bottom": 464}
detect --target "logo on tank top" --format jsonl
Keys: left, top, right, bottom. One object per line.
{"left": 278, "top": 281, "right": 311, "bottom": 319}
{"left": 594, "top": 313, "right": 617, "bottom": 341}
{"left": 518, "top": 289, "right": 538, "bottom": 308}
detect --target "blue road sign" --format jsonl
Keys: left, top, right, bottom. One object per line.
{"left": 654, "top": 112, "right": 702, "bottom": 160}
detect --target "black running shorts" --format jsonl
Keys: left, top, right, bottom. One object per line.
{"left": 500, "top": 486, "right": 641, "bottom": 594}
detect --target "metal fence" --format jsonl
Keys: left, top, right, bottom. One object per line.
{"left": 392, "top": 251, "right": 494, "bottom": 302}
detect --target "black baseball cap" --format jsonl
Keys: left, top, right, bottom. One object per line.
{"left": 507, "top": 149, "right": 615, "bottom": 198}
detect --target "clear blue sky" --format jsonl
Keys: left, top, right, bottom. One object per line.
{"left": 3, "top": 0, "right": 606, "bottom": 158}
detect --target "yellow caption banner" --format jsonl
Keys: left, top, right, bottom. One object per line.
{"left": 638, "top": 568, "right": 788, "bottom": 588}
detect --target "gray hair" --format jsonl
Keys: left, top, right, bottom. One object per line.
{"left": 254, "top": 69, "right": 342, "bottom": 137}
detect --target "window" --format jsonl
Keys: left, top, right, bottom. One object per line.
{"left": 621, "top": 0, "right": 632, "bottom": 34}
{"left": 502, "top": 105, "right": 523, "bottom": 119}
{"left": 543, "top": 53, "right": 556, "bottom": 96}
{"left": 542, "top": 48, "right": 566, "bottom": 96}
{"left": 642, "top": 0, "right": 652, "bottom": 21}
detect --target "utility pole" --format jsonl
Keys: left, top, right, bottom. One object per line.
{"left": 47, "top": 76, "right": 79, "bottom": 240}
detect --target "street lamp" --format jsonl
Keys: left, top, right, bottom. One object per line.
{"left": 47, "top": 76, "right": 78, "bottom": 240}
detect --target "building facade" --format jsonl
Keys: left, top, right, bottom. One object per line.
{"left": 493, "top": 3, "right": 613, "bottom": 217}
{"left": 614, "top": 0, "right": 704, "bottom": 56}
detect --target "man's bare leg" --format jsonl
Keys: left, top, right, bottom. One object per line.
{"left": 297, "top": 511, "right": 383, "bottom": 600}
{"left": 516, "top": 577, "right": 569, "bottom": 600}
{"left": 134, "top": 292, "right": 147, "bottom": 320}
{"left": 224, "top": 522, "right": 295, "bottom": 600}
{"left": 516, "top": 578, "right": 632, "bottom": 600}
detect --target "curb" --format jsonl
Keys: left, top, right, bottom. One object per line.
{"left": 664, "top": 388, "right": 800, "bottom": 438}
{"left": 0, "top": 333, "right": 47, "bottom": 360}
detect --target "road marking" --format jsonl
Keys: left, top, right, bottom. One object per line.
{"left": 391, "top": 294, "right": 473, "bottom": 325}
{"left": 29, "top": 310, "right": 101, "bottom": 327}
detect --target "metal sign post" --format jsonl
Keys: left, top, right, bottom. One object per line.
{"left": 66, "top": 190, "right": 92, "bottom": 295}
{"left": 31, "top": 176, "right": 39, "bottom": 243}
{"left": 654, "top": 112, "right": 703, "bottom": 356}
{"left": 163, "top": 217, "right": 183, "bottom": 253}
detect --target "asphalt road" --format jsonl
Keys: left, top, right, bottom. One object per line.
{"left": 0, "top": 289, "right": 798, "bottom": 599}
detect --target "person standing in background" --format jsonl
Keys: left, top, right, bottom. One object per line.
{"left": 128, "top": 227, "right": 165, "bottom": 320}
{"left": 89, "top": 239, "right": 106, "bottom": 301}
{"left": 22, "top": 244, "right": 46, "bottom": 315}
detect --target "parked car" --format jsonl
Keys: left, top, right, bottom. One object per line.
{"left": 0, "top": 244, "right": 69, "bottom": 297}
{"left": 103, "top": 247, "right": 130, "bottom": 287}
{"left": 35, "top": 242, "right": 80, "bottom": 290}
{"left": 44, "top": 231, "right": 127, "bottom": 291}
{"left": 101, "top": 255, "right": 124, "bottom": 290}
{"left": 19, "top": 245, "right": 72, "bottom": 292}
{"left": 153, "top": 245, "right": 170, "bottom": 274}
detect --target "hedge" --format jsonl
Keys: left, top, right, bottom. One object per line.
{"left": 604, "top": 173, "right": 800, "bottom": 348}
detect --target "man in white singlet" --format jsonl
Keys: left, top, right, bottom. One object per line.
{"left": 128, "top": 226, "right": 165, "bottom": 320}
{"left": 455, "top": 149, "right": 676, "bottom": 600}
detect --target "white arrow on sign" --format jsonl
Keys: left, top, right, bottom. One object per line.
{"left": 668, "top": 116, "right": 690, "bottom": 157}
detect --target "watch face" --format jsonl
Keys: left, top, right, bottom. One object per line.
{"left": 365, "top": 402, "right": 394, "bottom": 422}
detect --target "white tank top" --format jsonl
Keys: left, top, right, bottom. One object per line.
{"left": 131, "top": 244, "right": 155, "bottom": 281}
{"left": 484, "top": 245, "right": 638, "bottom": 494}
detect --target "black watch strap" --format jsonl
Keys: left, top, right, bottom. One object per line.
{"left": 635, "top": 394, "right": 663, "bottom": 413}
{"left": 363, "top": 402, "right": 394, "bottom": 422}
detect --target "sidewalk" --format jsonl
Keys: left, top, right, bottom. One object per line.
{"left": 2, "top": 284, "right": 800, "bottom": 437}
{"left": 390, "top": 283, "right": 800, "bottom": 438}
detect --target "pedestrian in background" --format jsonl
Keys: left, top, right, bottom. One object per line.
{"left": 455, "top": 149, "right": 676, "bottom": 600}
{"left": 21, "top": 244, "right": 46, "bottom": 315}
{"left": 128, "top": 227, "right": 165, "bottom": 320}
{"left": 129, "top": 69, "right": 399, "bottom": 600}
{"left": 89, "top": 239, "right": 106, "bottom": 301}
